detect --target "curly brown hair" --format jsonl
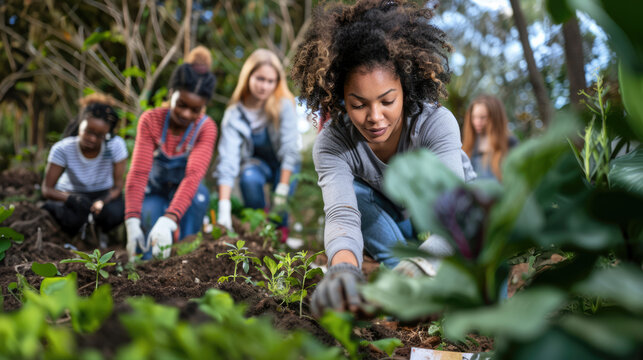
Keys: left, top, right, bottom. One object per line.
{"left": 291, "top": 0, "right": 452, "bottom": 128}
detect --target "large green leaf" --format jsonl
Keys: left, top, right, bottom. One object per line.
{"left": 31, "top": 262, "right": 58, "bottom": 277}
{"left": 444, "top": 287, "right": 566, "bottom": 341}
{"left": 618, "top": 64, "right": 643, "bottom": 141}
{"left": 72, "top": 284, "right": 113, "bottom": 333}
{"left": 482, "top": 116, "right": 577, "bottom": 264}
{"left": 608, "top": 146, "right": 643, "bottom": 197}
{"left": 362, "top": 261, "right": 481, "bottom": 320}
{"left": 24, "top": 273, "right": 78, "bottom": 320}
{"left": 0, "top": 205, "right": 15, "bottom": 223}
{"left": 0, "top": 227, "right": 24, "bottom": 243}
{"left": 384, "top": 149, "right": 463, "bottom": 234}
{"left": 559, "top": 314, "right": 643, "bottom": 357}
{"left": 505, "top": 326, "right": 610, "bottom": 360}
{"left": 574, "top": 264, "right": 643, "bottom": 313}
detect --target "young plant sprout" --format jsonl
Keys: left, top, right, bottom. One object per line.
{"left": 216, "top": 240, "right": 260, "bottom": 283}
{"left": 61, "top": 249, "right": 116, "bottom": 290}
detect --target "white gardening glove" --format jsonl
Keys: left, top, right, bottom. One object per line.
{"left": 149, "top": 216, "right": 177, "bottom": 259}
{"left": 393, "top": 234, "right": 454, "bottom": 278}
{"left": 217, "top": 199, "right": 233, "bottom": 231}
{"left": 125, "top": 218, "right": 145, "bottom": 262}
{"left": 273, "top": 182, "right": 290, "bottom": 207}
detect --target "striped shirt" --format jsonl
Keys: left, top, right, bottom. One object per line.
{"left": 48, "top": 136, "right": 128, "bottom": 193}
{"left": 125, "top": 107, "right": 217, "bottom": 221}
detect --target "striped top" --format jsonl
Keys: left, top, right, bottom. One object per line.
{"left": 124, "top": 107, "right": 217, "bottom": 221}
{"left": 48, "top": 136, "right": 128, "bottom": 193}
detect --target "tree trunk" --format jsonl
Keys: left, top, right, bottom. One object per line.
{"left": 562, "top": 16, "right": 586, "bottom": 110}
{"left": 509, "top": 0, "right": 553, "bottom": 126}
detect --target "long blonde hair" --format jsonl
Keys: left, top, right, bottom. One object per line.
{"left": 229, "top": 48, "right": 295, "bottom": 128}
{"left": 462, "top": 94, "right": 510, "bottom": 180}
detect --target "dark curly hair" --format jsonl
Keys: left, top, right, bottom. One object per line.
{"left": 291, "top": 0, "right": 452, "bottom": 129}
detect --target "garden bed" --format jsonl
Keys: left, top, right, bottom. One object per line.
{"left": 0, "top": 168, "right": 493, "bottom": 359}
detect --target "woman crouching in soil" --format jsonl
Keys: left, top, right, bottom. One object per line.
{"left": 124, "top": 62, "right": 217, "bottom": 261}
{"left": 291, "top": 0, "right": 476, "bottom": 316}
{"left": 42, "top": 93, "right": 128, "bottom": 243}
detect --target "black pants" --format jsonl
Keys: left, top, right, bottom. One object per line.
{"left": 43, "top": 190, "right": 124, "bottom": 236}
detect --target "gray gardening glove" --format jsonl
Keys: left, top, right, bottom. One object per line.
{"left": 311, "top": 263, "right": 365, "bottom": 317}
{"left": 393, "top": 234, "right": 455, "bottom": 278}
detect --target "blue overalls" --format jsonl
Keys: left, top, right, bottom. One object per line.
{"left": 238, "top": 111, "right": 299, "bottom": 228}
{"left": 140, "top": 111, "right": 209, "bottom": 257}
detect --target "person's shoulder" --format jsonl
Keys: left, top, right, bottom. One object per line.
{"left": 108, "top": 135, "right": 127, "bottom": 149}
{"left": 140, "top": 107, "right": 168, "bottom": 122}
{"left": 279, "top": 97, "right": 296, "bottom": 110}
{"left": 52, "top": 136, "right": 77, "bottom": 151}
{"left": 415, "top": 103, "right": 457, "bottom": 130}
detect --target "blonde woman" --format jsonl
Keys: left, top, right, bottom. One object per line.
{"left": 214, "top": 49, "right": 300, "bottom": 242}
{"left": 462, "top": 94, "right": 518, "bottom": 181}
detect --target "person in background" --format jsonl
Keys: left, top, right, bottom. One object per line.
{"left": 42, "top": 93, "right": 127, "bottom": 242}
{"left": 213, "top": 48, "right": 301, "bottom": 243}
{"left": 124, "top": 61, "right": 217, "bottom": 260}
{"left": 291, "top": 0, "right": 476, "bottom": 316}
{"left": 462, "top": 94, "right": 518, "bottom": 181}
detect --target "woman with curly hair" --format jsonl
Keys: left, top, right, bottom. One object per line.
{"left": 462, "top": 94, "right": 518, "bottom": 181}
{"left": 42, "top": 93, "right": 128, "bottom": 241}
{"left": 213, "top": 49, "right": 300, "bottom": 242}
{"left": 291, "top": 0, "right": 475, "bottom": 315}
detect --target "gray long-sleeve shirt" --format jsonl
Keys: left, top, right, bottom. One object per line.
{"left": 214, "top": 98, "right": 301, "bottom": 187}
{"left": 313, "top": 103, "right": 475, "bottom": 268}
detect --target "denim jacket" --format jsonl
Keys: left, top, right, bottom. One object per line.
{"left": 214, "top": 98, "right": 301, "bottom": 187}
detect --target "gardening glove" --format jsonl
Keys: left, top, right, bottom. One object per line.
{"left": 393, "top": 234, "right": 455, "bottom": 278}
{"left": 273, "top": 182, "right": 290, "bottom": 207}
{"left": 125, "top": 217, "right": 146, "bottom": 261}
{"left": 65, "top": 194, "right": 92, "bottom": 213}
{"left": 149, "top": 216, "right": 177, "bottom": 259}
{"left": 217, "top": 199, "right": 233, "bottom": 231}
{"left": 311, "top": 263, "right": 365, "bottom": 318}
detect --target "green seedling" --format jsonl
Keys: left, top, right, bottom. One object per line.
{"left": 175, "top": 232, "right": 204, "bottom": 256}
{"left": 61, "top": 249, "right": 116, "bottom": 290}
{"left": 7, "top": 273, "right": 36, "bottom": 304}
{"left": 256, "top": 256, "right": 290, "bottom": 302}
{"left": 320, "top": 310, "right": 402, "bottom": 359}
{"left": 216, "top": 240, "right": 260, "bottom": 283}
{"left": 0, "top": 205, "right": 24, "bottom": 262}
{"left": 291, "top": 250, "right": 324, "bottom": 317}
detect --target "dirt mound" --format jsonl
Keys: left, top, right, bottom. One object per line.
{"left": 0, "top": 167, "right": 41, "bottom": 200}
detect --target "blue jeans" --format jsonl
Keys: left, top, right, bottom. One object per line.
{"left": 140, "top": 183, "right": 209, "bottom": 258}
{"left": 239, "top": 160, "right": 299, "bottom": 227}
{"left": 354, "top": 179, "right": 416, "bottom": 268}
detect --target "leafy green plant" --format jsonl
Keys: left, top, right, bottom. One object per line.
{"left": 256, "top": 255, "right": 290, "bottom": 302}
{"left": 362, "top": 106, "right": 643, "bottom": 359}
{"left": 568, "top": 73, "right": 619, "bottom": 186}
{"left": 7, "top": 273, "right": 36, "bottom": 305}
{"left": 320, "top": 311, "right": 402, "bottom": 359}
{"left": 115, "top": 289, "right": 342, "bottom": 360}
{"left": 174, "top": 232, "right": 203, "bottom": 256}
{"left": 61, "top": 249, "right": 116, "bottom": 290}
{"left": 0, "top": 205, "right": 24, "bottom": 262}
{"left": 216, "top": 240, "right": 260, "bottom": 283}
{"left": 291, "top": 250, "right": 324, "bottom": 317}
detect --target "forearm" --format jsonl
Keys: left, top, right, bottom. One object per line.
{"left": 218, "top": 184, "right": 232, "bottom": 201}
{"left": 42, "top": 186, "right": 70, "bottom": 203}
{"left": 331, "top": 250, "right": 359, "bottom": 267}
{"left": 279, "top": 169, "right": 292, "bottom": 185}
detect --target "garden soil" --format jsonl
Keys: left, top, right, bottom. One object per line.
{"left": 1, "top": 167, "right": 493, "bottom": 359}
